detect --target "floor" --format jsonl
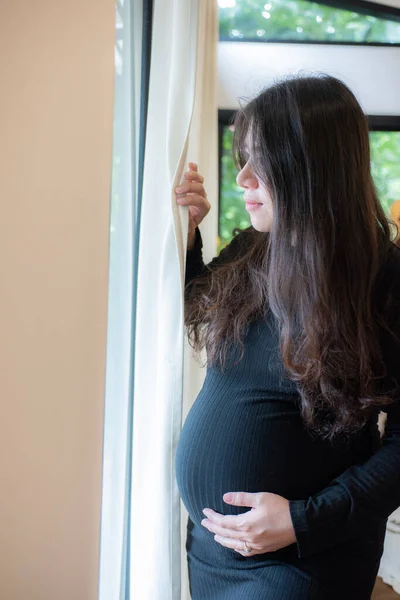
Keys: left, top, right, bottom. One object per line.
{"left": 372, "top": 577, "right": 399, "bottom": 599}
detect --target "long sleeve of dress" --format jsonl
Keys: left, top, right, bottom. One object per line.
{"left": 289, "top": 400, "right": 400, "bottom": 559}
{"left": 185, "top": 227, "right": 207, "bottom": 285}
{"left": 289, "top": 258, "right": 400, "bottom": 559}
{"left": 184, "top": 226, "right": 252, "bottom": 293}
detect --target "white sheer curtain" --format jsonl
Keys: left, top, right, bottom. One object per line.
{"left": 99, "top": 0, "right": 218, "bottom": 598}
{"left": 132, "top": 0, "right": 218, "bottom": 597}
{"left": 180, "top": 4, "right": 219, "bottom": 597}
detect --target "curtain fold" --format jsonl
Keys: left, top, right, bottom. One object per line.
{"left": 131, "top": 0, "right": 218, "bottom": 598}
{"left": 180, "top": 3, "right": 219, "bottom": 597}
{"left": 99, "top": 0, "right": 218, "bottom": 597}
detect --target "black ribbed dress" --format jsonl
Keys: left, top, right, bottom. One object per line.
{"left": 175, "top": 226, "right": 400, "bottom": 599}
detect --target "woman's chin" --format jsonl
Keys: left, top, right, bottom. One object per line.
{"left": 249, "top": 215, "right": 271, "bottom": 233}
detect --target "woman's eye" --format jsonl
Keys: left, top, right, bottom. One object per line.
{"left": 241, "top": 151, "right": 250, "bottom": 165}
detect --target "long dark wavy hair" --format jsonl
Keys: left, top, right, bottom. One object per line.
{"left": 184, "top": 74, "right": 400, "bottom": 441}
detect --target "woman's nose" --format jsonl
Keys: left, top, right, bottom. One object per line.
{"left": 236, "top": 166, "right": 257, "bottom": 189}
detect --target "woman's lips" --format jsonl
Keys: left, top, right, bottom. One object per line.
{"left": 244, "top": 196, "right": 262, "bottom": 204}
{"left": 245, "top": 201, "right": 263, "bottom": 211}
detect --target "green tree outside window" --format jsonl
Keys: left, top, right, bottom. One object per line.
{"left": 218, "top": 0, "right": 400, "bottom": 45}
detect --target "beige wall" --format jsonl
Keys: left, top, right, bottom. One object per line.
{"left": 0, "top": 2, "right": 114, "bottom": 599}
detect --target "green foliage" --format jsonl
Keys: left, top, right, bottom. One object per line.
{"left": 219, "top": 126, "right": 400, "bottom": 252}
{"left": 219, "top": 127, "right": 251, "bottom": 251}
{"left": 370, "top": 131, "right": 400, "bottom": 216}
{"left": 218, "top": 0, "right": 400, "bottom": 44}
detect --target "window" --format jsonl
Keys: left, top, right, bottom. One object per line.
{"left": 218, "top": 0, "right": 400, "bottom": 45}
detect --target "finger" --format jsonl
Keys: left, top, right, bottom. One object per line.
{"left": 201, "top": 519, "right": 250, "bottom": 540}
{"left": 176, "top": 194, "right": 206, "bottom": 206}
{"left": 188, "top": 162, "right": 198, "bottom": 171}
{"left": 175, "top": 181, "right": 205, "bottom": 195}
{"left": 223, "top": 491, "right": 262, "bottom": 508}
{"left": 214, "top": 535, "right": 255, "bottom": 556}
{"left": 203, "top": 509, "right": 252, "bottom": 531}
{"left": 184, "top": 171, "right": 204, "bottom": 184}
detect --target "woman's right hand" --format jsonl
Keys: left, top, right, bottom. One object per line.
{"left": 175, "top": 162, "right": 211, "bottom": 241}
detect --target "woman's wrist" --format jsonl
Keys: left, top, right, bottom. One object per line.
{"left": 187, "top": 228, "right": 197, "bottom": 251}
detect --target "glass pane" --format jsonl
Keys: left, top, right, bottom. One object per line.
{"left": 99, "top": 1, "right": 133, "bottom": 598}
{"left": 218, "top": 0, "right": 400, "bottom": 44}
{"left": 219, "top": 126, "right": 400, "bottom": 250}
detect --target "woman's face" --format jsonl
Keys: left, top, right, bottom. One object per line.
{"left": 236, "top": 156, "right": 274, "bottom": 233}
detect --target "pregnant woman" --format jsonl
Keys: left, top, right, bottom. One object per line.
{"left": 174, "top": 75, "right": 400, "bottom": 599}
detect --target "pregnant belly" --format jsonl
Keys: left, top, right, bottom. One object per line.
{"left": 175, "top": 391, "right": 357, "bottom": 526}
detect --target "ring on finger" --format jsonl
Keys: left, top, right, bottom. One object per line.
{"left": 242, "top": 540, "right": 252, "bottom": 553}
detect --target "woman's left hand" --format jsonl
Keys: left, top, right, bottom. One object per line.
{"left": 201, "top": 491, "right": 297, "bottom": 556}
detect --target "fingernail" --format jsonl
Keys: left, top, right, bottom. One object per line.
{"left": 175, "top": 186, "right": 183, "bottom": 192}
